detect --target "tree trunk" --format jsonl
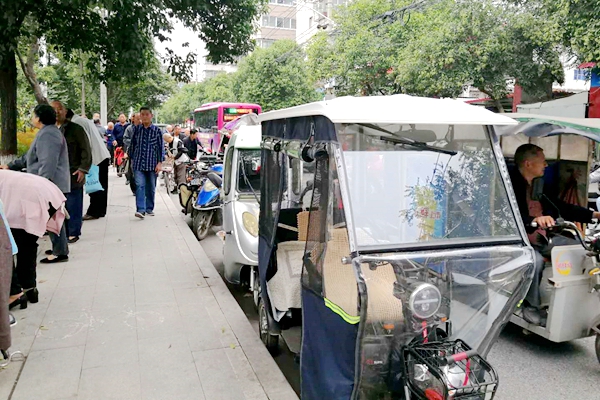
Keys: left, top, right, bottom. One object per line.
{"left": 17, "top": 37, "right": 47, "bottom": 105}
{"left": 0, "top": 50, "right": 18, "bottom": 156}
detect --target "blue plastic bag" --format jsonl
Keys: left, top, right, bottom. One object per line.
{"left": 84, "top": 165, "right": 104, "bottom": 194}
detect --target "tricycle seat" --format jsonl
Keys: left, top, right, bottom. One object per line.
{"left": 269, "top": 241, "right": 306, "bottom": 317}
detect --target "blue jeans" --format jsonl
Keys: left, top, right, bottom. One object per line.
{"left": 65, "top": 187, "right": 84, "bottom": 237}
{"left": 49, "top": 223, "right": 69, "bottom": 256}
{"left": 134, "top": 170, "right": 157, "bottom": 213}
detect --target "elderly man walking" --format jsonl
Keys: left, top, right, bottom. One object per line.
{"left": 51, "top": 102, "right": 92, "bottom": 246}
{"left": 127, "top": 107, "right": 164, "bottom": 219}
{"left": 70, "top": 111, "right": 112, "bottom": 220}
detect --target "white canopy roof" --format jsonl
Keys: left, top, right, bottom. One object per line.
{"left": 258, "top": 95, "right": 518, "bottom": 126}
{"left": 504, "top": 113, "right": 600, "bottom": 130}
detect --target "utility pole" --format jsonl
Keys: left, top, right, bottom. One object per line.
{"left": 327, "top": 0, "right": 333, "bottom": 27}
{"left": 80, "top": 57, "right": 86, "bottom": 117}
{"left": 100, "top": 8, "right": 108, "bottom": 125}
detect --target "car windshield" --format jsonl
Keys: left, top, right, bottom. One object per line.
{"left": 237, "top": 149, "right": 261, "bottom": 194}
{"left": 337, "top": 123, "right": 521, "bottom": 250}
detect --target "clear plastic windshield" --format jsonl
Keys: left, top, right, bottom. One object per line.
{"left": 337, "top": 124, "right": 520, "bottom": 251}
{"left": 354, "top": 245, "right": 534, "bottom": 398}
{"left": 238, "top": 149, "right": 261, "bottom": 194}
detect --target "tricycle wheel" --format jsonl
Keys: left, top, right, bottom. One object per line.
{"left": 595, "top": 334, "right": 600, "bottom": 364}
{"left": 258, "top": 298, "right": 279, "bottom": 355}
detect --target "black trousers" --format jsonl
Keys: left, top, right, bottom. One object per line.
{"left": 86, "top": 159, "right": 109, "bottom": 218}
{"left": 10, "top": 228, "right": 38, "bottom": 295}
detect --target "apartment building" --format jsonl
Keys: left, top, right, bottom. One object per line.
{"left": 255, "top": 0, "right": 297, "bottom": 49}
{"left": 296, "top": 0, "right": 349, "bottom": 46}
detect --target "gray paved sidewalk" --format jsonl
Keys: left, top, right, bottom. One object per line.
{"left": 1, "top": 171, "right": 297, "bottom": 400}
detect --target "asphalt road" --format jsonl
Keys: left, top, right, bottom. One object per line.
{"left": 187, "top": 212, "right": 599, "bottom": 399}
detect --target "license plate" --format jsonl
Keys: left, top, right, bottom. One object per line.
{"left": 191, "top": 178, "right": 202, "bottom": 186}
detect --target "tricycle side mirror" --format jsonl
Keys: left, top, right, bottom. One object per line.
{"left": 207, "top": 171, "right": 223, "bottom": 189}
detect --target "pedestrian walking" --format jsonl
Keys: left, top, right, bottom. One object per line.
{"left": 70, "top": 111, "right": 112, "bottom": 220}
{"left": 123, "top": 113, "right": 141, "bottom": 186}
{"left": 113, "top": 113, "right": 129, "bottom": 177}
{"left": 93, "top": 113, "right": 106, "bottom": 138}
{"left": 127, "top": 107, "right": 164, "bottom": 219}
{"left": 106, "top": 121, "right": 115, "bottom": 163}
{"left": 1, "top": 104, "right": 71, "bottom": 263}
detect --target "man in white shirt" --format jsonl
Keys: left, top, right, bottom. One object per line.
{"left": 70, "top": 112, "right": 112, "bottom": 220}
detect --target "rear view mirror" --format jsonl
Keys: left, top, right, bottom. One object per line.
{"left": 400, "top": 129, "right": 437, "bottom": 143}
{"left": 531, "top": 177, "right": 544, "bottom": 201}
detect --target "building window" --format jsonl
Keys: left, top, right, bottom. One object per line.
{"left": 261, "top": 15, "right": 297, "bottom": 29}
{"left": 574, "top": 69, "right": 590, "bottom": 81}
{"left": 257, "top": 39, "right": 276, "bottom": 48}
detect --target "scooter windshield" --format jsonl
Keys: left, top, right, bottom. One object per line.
{"left": 337, "top": 123, "right": 521, "bottom": 252}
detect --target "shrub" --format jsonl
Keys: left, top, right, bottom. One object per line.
{"left": 17, "top": 128, "right": 38, "bottom": 156}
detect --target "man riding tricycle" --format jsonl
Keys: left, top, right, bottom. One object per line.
{"left": 251, "top": 95, "right": 536, "bottom": 399}
{"left": 496, "top": 114, "right": 600, "bottom": 362}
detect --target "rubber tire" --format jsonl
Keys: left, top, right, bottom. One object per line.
{"left": 164, "top": 173, "right": 171, "bottom": 194}
{"left": 252, "top": 271, "right": 260, "bottom": 311}
{"left": 595, "top": 334, "right": 600, "bottom": 362}
{"left": 193, "top": 211, "right": 212, "bottom": 241}
{"left": 258, "top": 298, "right": 279, "bottom": 355}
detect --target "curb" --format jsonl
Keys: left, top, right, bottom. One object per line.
{"left": 157, "top": 189, "right": 299, "bottom": 400}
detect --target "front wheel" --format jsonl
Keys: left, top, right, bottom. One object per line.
{"left": 192, "top": 210, "right": 213, "bottom": 240}
{"left": 164, "top": 172, "right": 171, "bottom": 194}
{"left": 258, "top": 298, "right": 279, "bottom": 355}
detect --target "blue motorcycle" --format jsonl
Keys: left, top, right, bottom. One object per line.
{"left": 191, "top": 163, "right": 223, "bottom": 240}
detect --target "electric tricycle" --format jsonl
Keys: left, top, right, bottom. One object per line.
{"left": 256, "top": 95, "right": 535, "bottom": 399}
{"left": 495, "top": 114, "right": 600, "bottom": 362}
{"left": 220, "top": 123, "right": 262, "bottom": 294}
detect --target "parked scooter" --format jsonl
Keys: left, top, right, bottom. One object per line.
{"left": 192, "top": 163, "right": 223, "bottom": 240}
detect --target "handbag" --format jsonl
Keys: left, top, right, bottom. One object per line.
{"left": 84, "top": 165, "right": 104, "bottom": 194}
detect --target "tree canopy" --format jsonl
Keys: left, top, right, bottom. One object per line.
{"left": 0, "top": 0, "right": 266, "bottom": 154}
{"left": 234, "top": 40, "right": 321, "bottom": 112}
{"left": 158, "top": 40, "right": 321, "bottom": 124}
{"left": 307, "top": 0, "right": 564, "bottom": 105}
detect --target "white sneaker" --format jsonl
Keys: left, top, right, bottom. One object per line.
{"left": 135, "top": 212, "right": 145, "bottom": 219}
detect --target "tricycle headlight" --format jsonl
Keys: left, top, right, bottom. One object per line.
{"left": 242, "top": 212, "right": 259, "bottom": 237}
{"left": 409, "top": 283, "right": 441, "bottom": 320}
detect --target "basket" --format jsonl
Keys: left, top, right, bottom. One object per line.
{"left": 403, "top": 339, "right": 498, "bottom": 400}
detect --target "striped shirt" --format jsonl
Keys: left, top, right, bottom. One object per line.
{"left": 129, "top": 124, "right": 164, "bottom": 172}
